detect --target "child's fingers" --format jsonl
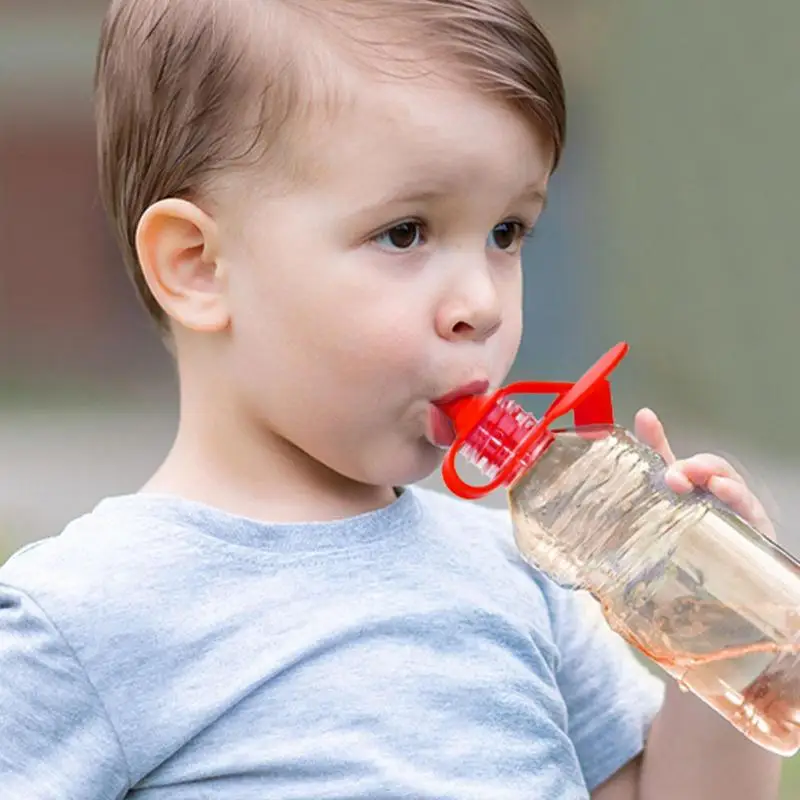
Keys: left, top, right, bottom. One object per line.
{"left": 634, "top": 412, "right": 776, "bottom": 537}
{"left": 663, "top": 468, "right": 693, "bottom": 494}
{"left": 666, "top": 453, "right": 745, "bottom": 491}
{"left": 665, "top": 459, "right": 775, "bottom": 539}
{"left": 634, "top": 408, "right": 676, "bottom": 465}
{"left": 708, "top": 476, "right": 775, "bottom": 538}
{"left": 708, "top": 475, "right": 751, "bottom": 511}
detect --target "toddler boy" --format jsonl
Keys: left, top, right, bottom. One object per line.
{"left": 0, "top": 1, "right": 782, "bottom": 797}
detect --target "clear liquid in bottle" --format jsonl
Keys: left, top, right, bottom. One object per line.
{"left": 508, "top": 427, "right": 800, "bottom": 756}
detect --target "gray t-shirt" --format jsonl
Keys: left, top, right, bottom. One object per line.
{"left": 0, "top": 486, "right": 664, "bottom": 799}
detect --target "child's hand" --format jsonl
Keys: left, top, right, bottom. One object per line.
{"left": 633, "top": 408, "right": 775, "bottom": 540}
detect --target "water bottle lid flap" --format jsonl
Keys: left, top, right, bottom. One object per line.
{"left": 438, "top": 342, "right": 630, "bottom": 499}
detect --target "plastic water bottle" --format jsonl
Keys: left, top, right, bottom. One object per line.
{"left": 438, "top": 343, "right": 800, "bottom": 756}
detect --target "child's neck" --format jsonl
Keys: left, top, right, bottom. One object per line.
{"left": 142, "top": 391, "right": 397, "bottom": 525}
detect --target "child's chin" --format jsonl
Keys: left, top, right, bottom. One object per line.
{"left": 386, "top": 441, "right": 446, "bottom": 487}
{"left": 356, "top": 443, "right": 440, "bottom": 490}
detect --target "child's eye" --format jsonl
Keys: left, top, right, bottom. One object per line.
{"left": 373, "top": 221, "right": 426, "bottom": 251}
{"left": 488, "top": 221, "right": 529, "bottom": 253}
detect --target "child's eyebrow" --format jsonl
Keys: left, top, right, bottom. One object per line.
{"left": 516, "top": 184, "right": 548, "bottom": 209}
{"left": 351, "top": 179, "right": 548, "bottom": 218}
{"left": 365, "top": 178, "right": 460, "bottom": 210}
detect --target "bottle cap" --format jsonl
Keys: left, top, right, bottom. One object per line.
{"left": 438, "top": 342, "right": 630, "bottom": 499}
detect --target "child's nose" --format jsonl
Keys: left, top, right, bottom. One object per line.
{"left": 436, "top": 270, "right": 503, "bottom": 343}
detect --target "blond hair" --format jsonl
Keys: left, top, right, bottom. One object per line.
{"left": 95, "top": 0, "right": 566, "bottom": 328}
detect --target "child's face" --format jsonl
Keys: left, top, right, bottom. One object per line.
{"left": 217, "top": 70, "right": 551, "bottom": 489}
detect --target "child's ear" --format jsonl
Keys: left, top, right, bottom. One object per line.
{"left": 135, "top": 199, "right": 230, "bottom": 332}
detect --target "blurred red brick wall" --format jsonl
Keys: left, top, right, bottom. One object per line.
{"left": 0, "top": 121, "right": 164, "bottom": 380}
{"left": 0, "top": 0, "right": 166, "bottom": 382}
{"left": 1, "top": 124, "right": 104, "bottom": 339}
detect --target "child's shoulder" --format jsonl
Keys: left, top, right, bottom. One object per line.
{"left": 411, "top": 484, "right": 514, "bottom": 540}
{"left": 0, "top": 495, "right": 195, "bottom": 633}
{"left": 411, "top": 485, "right": 613, "bottom": 625}
{"left": 413, "top": 484, "right": 530, "bottom": 556}
{"left": 410, "top": 485, "right": 558, "bottom": 594}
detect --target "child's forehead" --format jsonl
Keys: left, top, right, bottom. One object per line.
{"left": 210, "top": 3, "right": 559, "bottom": 208}
{"left": 301, "top": 69, "right": 552, "bottom": 197}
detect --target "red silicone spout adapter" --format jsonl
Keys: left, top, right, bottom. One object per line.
{"left": 438, "top": 342, "right": 630, "bottom": 499}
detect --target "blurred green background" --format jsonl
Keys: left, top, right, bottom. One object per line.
{"left": 1, "top": 0, "right": 799, "bottom": 793}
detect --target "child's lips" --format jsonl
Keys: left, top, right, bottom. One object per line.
{"left": 433, "top": 379, "right": 490, "bottom": 407}
{"left": 426, "top": 405, "right": 457, "bottom": 448}
{"left": 427, "top": 379, "right": 490, "bottom": 449}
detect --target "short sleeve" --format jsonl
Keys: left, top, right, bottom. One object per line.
{"left": 0, "top": 582, "right": 130, "bottom": 800}
{"left": 546, "top": 583, "right": 666, "bottom": 791}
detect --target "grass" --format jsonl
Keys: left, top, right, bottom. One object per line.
{"left": 782, "top": 753, "right": 800, "bottom": 798}
{"left": 0, "top": 380, "right": 157, "bottom": 412}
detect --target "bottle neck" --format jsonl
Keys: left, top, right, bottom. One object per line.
{"left": 459, "top": 398, "right": 554, "bottom": 486}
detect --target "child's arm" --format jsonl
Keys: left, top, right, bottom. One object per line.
{"left": 594, "top": 661, "right": 782, "bottom": 800}
{"left": 636, "top": 679, "right": 782, "bottom": 799}
{"left": 0, "top": 581, "right": 130, "bottom": 797}
{"left": 593, "top": 409, "right": 783, "bottom": 800}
